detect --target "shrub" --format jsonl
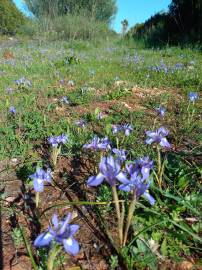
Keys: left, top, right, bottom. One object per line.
{"left": 0, "top": 0, "right": 26, "bottom": 35}
{"left": 20, "top": 14, "right": 111, "bottom": 41}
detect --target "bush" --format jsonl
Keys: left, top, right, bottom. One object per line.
{"left": 20, "top": 14, "right": 111, "bottom": 41}
{"left": 0, "top": 0, "right": 26, "bottom": 35}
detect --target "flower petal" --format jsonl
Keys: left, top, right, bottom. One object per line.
{"left": 33, "top": 178, "right": 44, "bottom": 192}
{"left": 158, "top": 127, "right": 168, "bottom": 136}
{"left": 119, "top": 184, "right": 131, "bottom": 192}
{"left": 63, "top": 237, "right": 80, "bottom": 256}
{"left": 34, "top": 232, "right": 53, "bottom": 247}
{"left": 160, "top": 138, "right": 170, "bottom": 148}
{"left": 58, "top": 213, "right": 72, "bottom": 235}
{"left": 52, "top": 214, "right": 59, "bottom": 229}
{"left": 116, "top": 172, "right": 129, "bottom": 184}
{"left": 145, "top": 138, "right": 155, "bottom": 145}
{"left": 69, "top": 224, "right": 80, "bottom": 236}
{"left": 143, "top": 191, "right": 156, "bottom": 205}
{"left": 87, "top": 173, "right": 104, "bottom": 186}
{"left": 146, "top": 131, "right": 157, "bottom": 137}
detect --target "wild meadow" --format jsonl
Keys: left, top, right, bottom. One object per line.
{"left": 0, "top": 36, "right": 201, "bottom": 270}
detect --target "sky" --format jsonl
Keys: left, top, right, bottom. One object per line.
{"left": 14, "top": 0, "right": 171, "bottom": 32}
{"left": 113, "top": 0, "right": 171, "bottom": 32}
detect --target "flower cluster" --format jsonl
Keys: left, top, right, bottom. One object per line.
{"left": 83, "top": 136, "right": 111, "bottom": 151}
{"left": 126, "top": 156, "right": 154, "bottom": 181}
{"left": 112, "top": 124, "right": 133, "bottom": 136}
{"left": 48, "top": 134, "right": 68, "bottom": 147}
{"left": 14, "top": 77, "right": 32, "bottom": 87}
{"left": 87, "top": 155, "right": 155, "bottom": 205}
{"left": 148, "top": 61, "right": 184, "bottom": 74}
{"left": 124, "top": 53, "right": 144, "bottom": 65}
{"left": 34, "top": 213, "right": 80, "bottom": 256}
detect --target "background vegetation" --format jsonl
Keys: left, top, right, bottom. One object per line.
{"left": 128, "top": 0, "right": 202, "bottom": 47}
{"left": 0, "top": 0, "right": 25, "bottom": 35}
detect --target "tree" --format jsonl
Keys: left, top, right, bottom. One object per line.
{"left": 0, "top": 0, "right": 25, "bottom": 35}
{"left": 168, "top": 0, "right": 202, "bottom": 41}
{"left": 24, "top": 0, "right": 117, "bottom": 24}
{"left": 128, "top": 0, "right": 202, "bottom": 46}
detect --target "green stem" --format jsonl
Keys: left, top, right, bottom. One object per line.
{"left": 52, "top": 146, "right": 61, "bottom": 168}
{"left": 187, "top": 101, "right": 191, "bottom": 124}
{"left": 19, "top": 226, "right": 38, "bottom": 270}
{"left": 112, "top": 185, "right": 123, "bottom": 247}
{"left": 159, "top": 158, "right": 166, "bottom": 188}
{"left": 153, "top": 117, "right": 157, "bottom": 129}
{"left": 36, "top": 192, "right": 39, "bottom": 208}
{"left": 116, "top": 137, "right": 119, "bottom": 149}
{"left": 123, "top": 195, "right": 136, "bottom": 247}
{"left": 120, "top": 135, "right": 125, "bottom": 147}
{"left": 157, "top": 146, "right": 161, "bottom": 176}
{"left": 120, "top": 201, "right": 125, "bottom": 245}
{"left": 112, "top": 186, "right": 120, "bottom": 219}
{"left": 47, "top": 244, "right": 62, "bottom": 270}
{"left": 157, "top": 146, "right": 162, "bottom": 189}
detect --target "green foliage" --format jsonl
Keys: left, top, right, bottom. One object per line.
{"left": 0, "top": 0, "right": 26, "bottom": 35}
{"left": 128, "top": 0, "right": 202, "bottom": 47}
{"left": 109, "top": 255, "right": 119, "bottom": 269}
{"left": 12, "top": 228, "right": 23, "bottom": 248}
{"left": 24, "top": 0, "right": 117, "bottom": 24}
{"left": 20, "top": 14, "right": 112, "bottom": 41}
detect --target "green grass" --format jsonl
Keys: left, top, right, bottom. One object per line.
{"left": 0, "top": 37, "right": 201, "bottom": 269}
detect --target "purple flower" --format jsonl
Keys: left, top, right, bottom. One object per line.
{"left": 112, "top": 124, "right": 122, "bottom": 134}
{"left": 14, "top": 77, "right": 32, "bottom": 87}
{"left": 48, "top": 134, "right": 68, "bottom": 147}
{"left": 112, "top": 148, "right": 127, "bottom": 162}
{"left": 74, "top": 119, "right": 86, "bottom": 128}
{"left": 9, "top": 106, "right": 16, "bottom": 114}
{"left": 48, "top": 136, "right": 58, "bottom": 147}
{"left": 118, "top": 171, "right": 155, "bottom": 205}
{"left": 83, "top": 136, "right": 111, "bottom": 151}
{"left": 156, "top": 106, "right": 166, "bottom": 117}
{"left": 96, "top": 112, "right": 104, "bottom": 120}
{"left": 126, "top": 156, "right": 153, "bottom": 181}
{"left": 145, "top": 127, "right": 171, "bottom": 148}
{"left": 60, "top": 96, "right": 70, "bottom": 105}
{"left": 188, "top": 92, "right": 199, "bottom": 102}
{"left": 123, "top": 124, "right": 133, "bottom": 136}
{"left": 59, "top": 79, "right": 65, "bottom": 85}
{"left": 34, "top": 213, "right": 80, "bottom": 256}
{"left": 87, "top": 156, "right": 125, "bottom": 187}
{"left": 57, "top": 134, "right": 68, "bottom": 144}
{"left": 112, "top": 124, "right": 133, "bottom": 136}
{"left": 29, "top": 168, "right": 52, "bottom": 192}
